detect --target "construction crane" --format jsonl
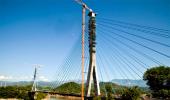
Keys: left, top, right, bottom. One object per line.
{"left": 74, "top": 0, "right": 93, "bottom": 100}
{"left": 75, "top": 0, "right": 92, "bottom": 12}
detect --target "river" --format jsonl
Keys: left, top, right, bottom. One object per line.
{"left": 49, "top": 96, "right": 81, "bottom": 100}
{"left": 50, "top": 98, "right": 65, "bottom": 100}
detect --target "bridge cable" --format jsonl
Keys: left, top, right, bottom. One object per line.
{"left": 98, "top": 32, "right": 143, "bottom": 80}
{"left": 97, "top": 22, "right": 170, "bottom": 47}
{"left": 97, "top": 25, "right": 170, "bottom": 59}
{"left": 97, "top": 27, "right": 163, "bottom": 65}
{"left": 99, "top": 32, "right": 146, "bottom": 73}
{"left": 97, "top": 18, "right": 170, "bottom": 34}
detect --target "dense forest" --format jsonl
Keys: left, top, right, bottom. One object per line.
{"left": 0, "top": 85, "right": 31, "bottom": 99}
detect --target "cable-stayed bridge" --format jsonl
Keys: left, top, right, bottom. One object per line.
{"left": 2, "top": 1, "right": 169, "bottom": 100}
{"left": 28, "top": 7, "right": 170, "bottom": 100}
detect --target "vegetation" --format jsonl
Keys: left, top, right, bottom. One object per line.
{"left": 0, "top": 85, "right": 31, "bottom": 99}
{"left": 54, "top": 82, "right": 81, "bottom": 95}
{"left": 93, "top": 96, "right": 102, "bottom": 100}
{"left": 99, "top": 82, "right": 144, "bottom": 100}
{"left": 1, "top": 74, "right": 161, "bottom": 100}
{"left": 0, "top": 82, "right": 149, "bottom": 100}
{"left": 100, "top": 82, "right": 115, "bottom": 99}
{"left": 143, "top": 66, "right": 170, "bottom": 98}
{"left": 0, "top": 85, "right": 47, "bottom": 100}
{"left": 5, "top": 65, "right": 170, "bottom": 100}
{"left": 36, "top": 92, "right": 47, "bottom": 100}
{"left": 121, "top": 86, "right": 142, "bottom": 100}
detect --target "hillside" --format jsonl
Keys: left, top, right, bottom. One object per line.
{"left": 112, "top": 79, "right": 147, "bottom": 87}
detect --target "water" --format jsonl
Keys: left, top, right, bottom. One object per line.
{"left": 49, "top": 97, "right": 74, "bottom": 100}
{"left": 49, "top": 96, "right": 81, "bottom": 100}
{"left": 50, "top": 97, "right": 65, "bottom": 100}
{"left": 50, "top": 97, "right": 67, "bottom": 100}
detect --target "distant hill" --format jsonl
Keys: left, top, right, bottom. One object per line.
{"left": 111, "top": 79, "right": 147, "bottom": 87}
{"left": 0, "top": 81, "right": 31, "bottom": 86}
{"left": 54, "top": 82, "right": 81, "bottom": 94}
{"left": 0, "top": 79, "right": 148, "bottom": 87}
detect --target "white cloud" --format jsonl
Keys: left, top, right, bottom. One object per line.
{"left": 0, "top": 75, "right": 49, "bottom": 82}
{"left": 38, "top": 76, "right": 49, "bottom": 82}
{"left": 0, "top": 75, "right": 12, "bottom": 80}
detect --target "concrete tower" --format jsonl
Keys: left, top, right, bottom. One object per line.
{"left": 32, "top": 66, "right": 38, "bottom": 92}
{"left": 85, "top": 11, "right": 100, "bottom": 97}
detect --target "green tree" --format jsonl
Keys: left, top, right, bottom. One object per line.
{"left": 0, "top": 85, "right": 31, "bottom": 99}
{"left": 143, "top": 66, "right": 170, "bottom": 98}
{"left": 36, "top": 92, "right": 47, "bottom": 100}
{"left": 93, "top": 96, "right": 101, "bottom": 100}
{"left": 105, "top": 83, "right": 114, "bottom": 99}
{"left": 121, "top": 86, "right": 142, "bottom": 100}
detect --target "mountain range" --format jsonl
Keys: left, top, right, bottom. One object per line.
{"left": 0, "top": 79, "right": 147, "bottom": 87}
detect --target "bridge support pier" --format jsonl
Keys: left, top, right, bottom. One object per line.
{"left": 85, "top": 11, "right": 100, "bottom": 97}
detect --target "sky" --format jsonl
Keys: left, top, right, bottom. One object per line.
{"left": 0, "top": 0, "right": 170, "bottom": 82}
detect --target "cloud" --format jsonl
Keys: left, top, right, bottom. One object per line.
{"left": 0, "top": 75, "right": 12, "bottom": 80}
{"left": 0, "top": 75, "right": 49, "bottom": 82}
{"left": 38, "top": 76, "right": 49, "bottom": 82}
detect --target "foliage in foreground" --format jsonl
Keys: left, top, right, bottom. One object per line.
{"left": 143, "top": 66, "right": 170, "bottom": 98}
{"left": 0, "top": 85, "right": 47, "bottom": 100}
{"left": 121, "top": 86, "right": 142, "bottom": 100}
{"left": 90, "top": 85, "right": 143, "bottom": 100}
{"left": 0, "top": 85, "right": 31, "bottom": 99}
{"left": 36, "top": 92, "right": 47, "bottom": 100}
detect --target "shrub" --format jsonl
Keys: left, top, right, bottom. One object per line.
{"left": 152, "top": 89, "right": 170, "bottom": 98}
{"left": 121, "top": 86, "right": 141, "bottom": 100}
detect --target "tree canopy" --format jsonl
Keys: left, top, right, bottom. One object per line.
{"left": 143, "top": 66, "right": 170, "bottom": 98}
{"left": 0, "top": 85, "right": 47, "bottom": 100}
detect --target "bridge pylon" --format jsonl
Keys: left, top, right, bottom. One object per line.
{"left": 29, "top": 64, "right": 41, "bottom": 100}
{"left": 85, "top": 11, "right": 100, "bottom": 97}
{"left": 32, "top": 65, "right": 38, "bottom": 92}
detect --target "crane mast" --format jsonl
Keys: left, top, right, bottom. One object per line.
{"left": 75, "top": 0, "right": 100, "bottom": 99}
